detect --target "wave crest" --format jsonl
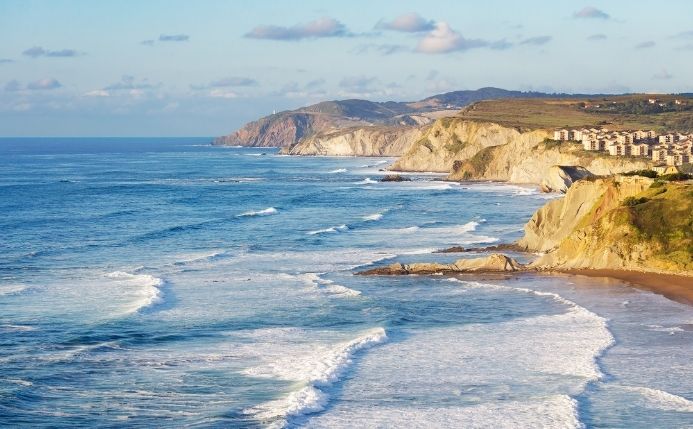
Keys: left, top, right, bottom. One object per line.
{"left": 243, "top": 327, "right": 387, "bottom": 425}
{"left": 105, "top": 271, "right": 165, "bottom": 314}
{"left": 238, "top": 207, "right": 278, "bottom": 217}
{"left": 307, "top": 224, "right": 349, "bottom": 236}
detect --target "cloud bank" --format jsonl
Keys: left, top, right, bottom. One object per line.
{"left": 159, "top": 34, "right": 189, "bottom": 42}
{"left": 573, "top": 7, "right": 610, "bottom": 19}
{"left": 22, "top": 46, "right": 83, "bottom": 58}
{"left": 375, "top": 13, "right": 435, "bottom": 32}
{"left": 245, "top": 17, "right": 350, "bottom": 41}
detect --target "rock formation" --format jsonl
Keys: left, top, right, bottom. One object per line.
{"left": 540, "top": 165, "right": 595, "bottom": 193}
{"left": 358, "top": 254, "right": 523, "bottom": 275}
{"left": 520, "top": 176, "right": 693, "bottom": 274}
{"left": 280, "top": 126, "right": 423, "bottom": 157}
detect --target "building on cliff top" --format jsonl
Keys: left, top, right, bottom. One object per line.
{"left": 555, "top": 127, "right": 692, "bottom": 166}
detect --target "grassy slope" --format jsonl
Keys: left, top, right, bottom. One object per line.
{"left": 457, "top": 97, "right": 693, "bottom": 132}
{"left": 621, "top": 182, "right": 693, "bottom": 270}
{"left": 568, "top": 180, "right": 693, "bottom": 273}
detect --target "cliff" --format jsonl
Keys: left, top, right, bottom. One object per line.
{"left": 389, "top": 118, "right": 651, "bottom": 182}
{"left": 449, "top": 137, "right": 652, "bottom": 183}
{"left": 390, "top": 119, "right": 543, "bottom": 172}
{"left": 520, "top": 176, "right": 693, "bottom": 275}
{"left": 214, "top": 88, "right": 583, "bottom": 148}
{"left": 280, "top": 126, "right": 424, "bottom": 156}
{"left": 212, "top": 112, "right": 351, "bottom": 147}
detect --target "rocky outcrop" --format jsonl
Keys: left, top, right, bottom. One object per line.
{"left": 358, "top": 254, "right": 523, "bottom": 275}
{"left": 448, "top": 136, "right": 651, "bottom": 184}
{"left": 520, "top": 176, "right": 693, "bottom": 275}
{"left": 212, "top": 112, "right": 346, "bottom": 147}
{"left": 540, "top": 165, "right": 595, "bottom": 193}
{"left": 280, "top": 126, "right": 424, "bottom": 156}
{"left": 390, "top": 119, "right": 651, "bottom": 184}
{"left": 390, "top": 120, "right": 542, "bottom": 173}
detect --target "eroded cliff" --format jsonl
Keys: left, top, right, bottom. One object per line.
{"left": 280, "top": 126, "right": 424, "bottom": 157}
{"left": 390, "top": 120, "right": 539, "bottom": 172}
{"left": 520, "top": 176, "right": 693, "bottom": 275}
{"left": 389, "top": 118, "right": 651, "bottom": 182}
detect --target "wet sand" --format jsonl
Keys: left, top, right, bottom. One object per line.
{"left": 560, "top": 269, "right": 693, "bottom": 306}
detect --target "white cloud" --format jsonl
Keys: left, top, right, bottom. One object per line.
{"left": 209, "top": 89, "right": 238, "bottom": 98}
{"left": 84, "top": 89, "right": 110, "bottom": 97}
{"left": 416, "top": 22, "right": 486, "bottom": 54}
{"left": 375, "top": 13, "right": 435, "bottom": 33}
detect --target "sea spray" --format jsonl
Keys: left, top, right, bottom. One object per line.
{"left": 243, "top": 328, "right": 387, "bottom": 426}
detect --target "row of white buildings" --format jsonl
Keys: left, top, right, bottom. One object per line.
{"left": 553, "top": 128, "right": 692, "bottom": 166}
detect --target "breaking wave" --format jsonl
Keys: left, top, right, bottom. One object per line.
{"left": 105, "top": 271, "right": 165, "bottom": 314}
{"left": 298, "top": 273, "right": 361, "bottom": 297}
{"left": 238, "top": 207, "right": 278, "bottom": 217}
{"left": 354, "top": 178, "right": 378, "bottom": 185}
{"left": 307, "top": 224, "right": 349, "bottom": 236}
{"left": 242, "top": 328, "right": 387, "bottom": 427}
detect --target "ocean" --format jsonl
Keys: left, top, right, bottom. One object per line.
{"left": 0, "top": 137, "right": 691, "bottom": 428}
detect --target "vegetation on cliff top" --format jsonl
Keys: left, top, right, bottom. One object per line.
{"left": 457, "top": 96, "right": 693, "bottom": 132}
{"left": 619, "top": 183, "right": 693, "bottom": 270}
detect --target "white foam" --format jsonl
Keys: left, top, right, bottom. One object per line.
{"left": 297, "top": 273, "right": 361, "bottom": 297}
{"left": 457, "top": 280, "right": 614, "bottom": 381}
{"left": 0, "top": 284, "right": 28, "bottom": 296}
{"left": 304, "top": 394, "right": 583, "bottom": 429}
{"left": 362, "top": 211, "right": 385, "bottom": 221}
{"left": 645, "top": 324, "right": 685, "bottom": 335}
{"left": 354, "top": 178, "right": 378, "bottom": 185}
{"left": 329, "top": 168, "right": 348, "bottom": 174}
{"left": 622, "top": 386, "right": 693, "bottom": 412}
{"left": 105, "top": 271, "right": 165, "bottom": 314}
{"left": 171, "top": 250, "right": 227, "bottom": 266}
{"left": 307, "top": 224, "right": 349, "bottom": 236}
{"left": 394, "top": 226, "right": 419, "bottom": 233}
{"left": 242, "top": 327, "right": 387, "bottom": 425}
{"left": 238, "top": 207, "right": 278, "bottom": 217}
{"left": 0, "top": 324, "right": 35, "bottom": 332}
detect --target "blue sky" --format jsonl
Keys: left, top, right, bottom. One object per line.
{"left": 1, "top": 0, "right": 692, "bottom": 136}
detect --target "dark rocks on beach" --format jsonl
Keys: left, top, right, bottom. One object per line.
{"left": 358, "top": 254, "right": 525, "bottom": 276}
{"left": 435, "top": 243, "right": 523, "bottom": 253}
{"left": 380, "top": 174, "right": 411, "bottom": 182}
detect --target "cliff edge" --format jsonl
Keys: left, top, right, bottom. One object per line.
{"left": 520, "top": 176, "right": 693, "bottom": 275}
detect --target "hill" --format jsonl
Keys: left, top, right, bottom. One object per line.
{"left": 213, "top": 88, "right": 581, "bottom": 148}
{"left": 457, "top": 96, "right": 693, "bottom": 132}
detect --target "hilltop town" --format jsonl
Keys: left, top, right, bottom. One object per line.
{"left": 553, "top": 127, "right": 692, "bottom": 171}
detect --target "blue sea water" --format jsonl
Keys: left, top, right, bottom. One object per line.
{"left": 0, "top": 137, "right": 691, "bottom": 428}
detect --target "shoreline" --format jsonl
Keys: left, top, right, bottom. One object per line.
{"left": 558, "top": 269, "right": 693, "bottom": 306}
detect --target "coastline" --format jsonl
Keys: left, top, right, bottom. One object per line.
{"left": 558, "top": 269, "right": 693, "bottom": 306}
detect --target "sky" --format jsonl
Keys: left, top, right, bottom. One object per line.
{"left": 1, "top": 0, "right": 692, "bottom": 137}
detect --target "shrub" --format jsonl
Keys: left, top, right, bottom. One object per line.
{"left": 623, "top": 196, "right": 649, "bottom": 207}
{"left": 649, "top": 180, "right": 665, "bottom": 189}
{"left": 660, "top": 173, "right": 692, "bottom": 181}
{"left": 623, "top": 169, "right": 658, "bottom": 178}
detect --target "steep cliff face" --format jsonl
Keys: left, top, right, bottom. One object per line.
{"left": 212, "top": 112, "right": 345, "bottom": 147}
{"left": 280, "top": 126, "right": 424, "bottom": 156}
{"left": 520, "top": 176, "right": 693, "bottom": 275}
{"left": 390, "top": 120, "right": 539, "bottom": 172}
{"left": 540, "top": 165, "right": 594, "bottom": 193}
{"left": 448, "top": 138, "right": 652, "bottom": 183}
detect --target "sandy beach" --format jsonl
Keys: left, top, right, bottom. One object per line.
{"left": 561, "top": 269, "right": 693, "bottom": 306}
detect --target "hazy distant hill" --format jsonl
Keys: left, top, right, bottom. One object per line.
{"left": 213, "top": 87, "right": 576, "bottom": 147}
